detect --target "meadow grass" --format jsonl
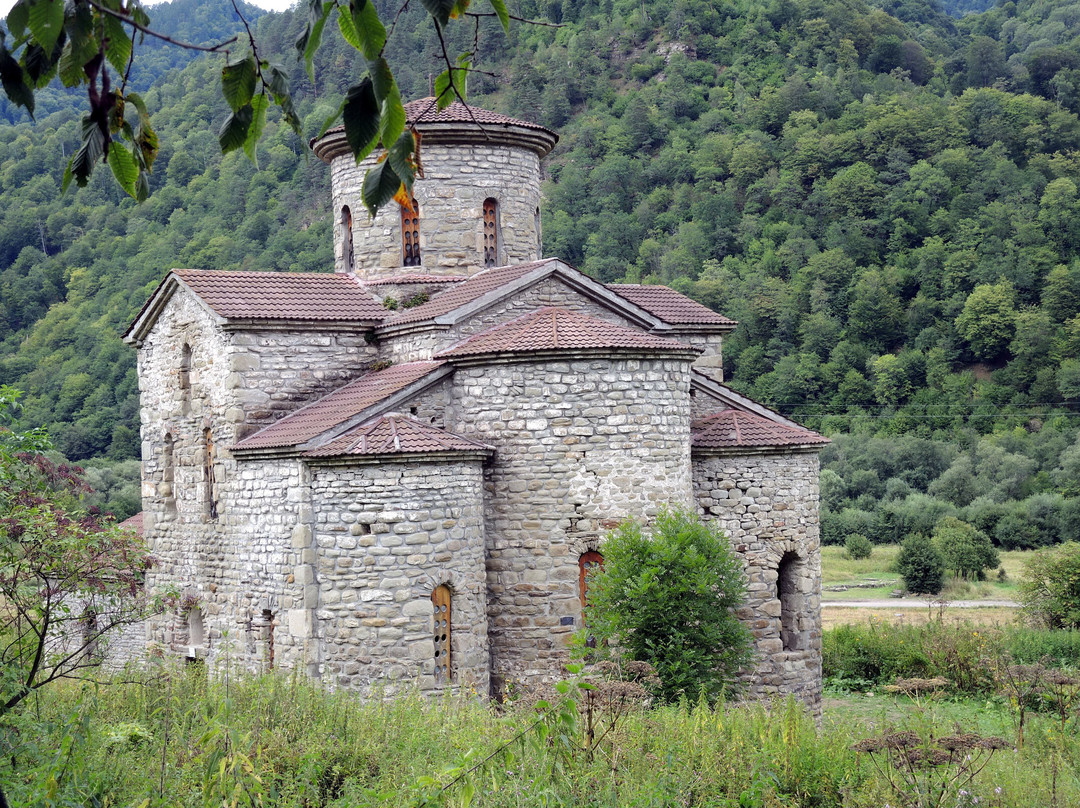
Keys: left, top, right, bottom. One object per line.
{"left": 2, "top": 661, "right": 1078, "bottom": 808}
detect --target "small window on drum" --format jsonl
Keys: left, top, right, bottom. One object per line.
{"left": 431, "top": 585, "right": 451, "bottom": 682}
{"left": 402, "top": 198, "right": 421, "bottom": 267}
{"left": 340, "top": 205, "right": 355, "bottom": 273}
{"left": 483, "top": 198, "right": 499, "bottom": 267}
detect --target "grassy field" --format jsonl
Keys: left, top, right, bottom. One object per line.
{"left": 3, "top": 668, "right": 1079, "bottom": 808}
{"left": 821, "top": 544, "right": 1030, "bottom": 627}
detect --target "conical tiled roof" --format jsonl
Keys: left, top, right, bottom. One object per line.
{"left": 691, "top": 409, "right": 829, "bottom": 451}
{"left": 434, "top": 307, "right": 698, "bottom": 358}
{"left": 304, "top": 414, "right": 493, "bottom": 458}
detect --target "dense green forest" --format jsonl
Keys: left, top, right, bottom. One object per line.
{"left": 2, "top": 0, "right": 1080, "bottom": 547}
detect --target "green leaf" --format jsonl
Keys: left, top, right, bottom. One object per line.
{"left": 221, "top": 55, "right": 257, "bottom": 112}
{"left": 342, "top": 77, "right": 380, "bottom": 163}
{"left": 420, "top": 0, "right": 455, "bottom": 27}
{"left": 103, "top": 13, "right": 131, "bottom": 75}
{"left": 486, "top": 0, "right": 509, "bottom": 32}
{"left": 379, "top": 89, "right": 405, "bottom": 151}
{"left": 23, "top": 43, "right": 56, "bottom": 86}
{"left": 27, "top": 0, "right": 64, "bottom": 55}
{"left": 351, "top": 0, "right": 385, "bottom": 60}
{"left": 369, "top": 57, "right": 394, "bottom": 102}
{"left": 70, "top": 114, "right": 106, "bottom": 187}
{"left": 386, "top": 130, "right": 417, "bottom": 192}
{"left": 0, "top": 45, "right": 34, "bottom": 115}
{"left": 128, "top": 92, "right": 159, "bottom": 172}
{"left": 300, "top": 1, "right": 331, "bottom": 80}
{"left": 433, "top": 67, "right": 465, "bottom": 110}
{"left": 264, "top": 63, "right": 301, "bottom": 136}
{"left": 6, "top": 2, "right": 30, "bottom": 39}
{"left": 243, "top": 93, "right": 268, "bottom": 165}
{"left": 361, "top": 158, "right": 401, "bottom": 217}
{"left": 218, "top": 104, "right": 254, "bottom": 153}
{"left": 61, "top": 2, "right": 96, "bottom": 78}
{"left": 108, "top": 143, "right": 139, "bottom": 198}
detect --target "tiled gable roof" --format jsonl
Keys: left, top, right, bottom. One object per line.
{"left": 173, "top": 269, "right": 388, "bottom": 322}
{"left": 691, "top": 409, "right": 829, "bottom": 451}
{"left": 608, "top": 284, "right": 736, "bottom": 327}
{"left": 232, "top": 361, "right": 446, "bottom": 451}
{"left": 382, "top": 260, "right": 557, "bottom": 327}
{"left": 304, "top": 414, "right": 492, "bottom": 458}
{"left": 118, "top": 511, "right": 143, "bottom": 535}
{"left": 435, "top": 306, "right": 696, "bottom": 358}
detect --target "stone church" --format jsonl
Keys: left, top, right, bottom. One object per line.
{"left": 123, "top": 98, "right": 827, "bottom": 709}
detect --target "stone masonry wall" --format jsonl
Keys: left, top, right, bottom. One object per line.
{"left": 331, "top": 143, "right": 543, "bottom": 278}
{"left": 448, "top": 356, "right": 695, "bottom": 694}
{"left": 693, "top": 451, "right": 823, "bottom": 713}
{"left": 308, "top": 459, "right": 489, "bottom": 697}
{"left": 138, "top": 291, "right": 323, "bottom": 673}
{"left": 226, "top": 329, "right": 378, "bottom": 442}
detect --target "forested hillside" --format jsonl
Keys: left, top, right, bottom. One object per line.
{"left": 2, "top": 0, "right": 1080, "bottom": 544}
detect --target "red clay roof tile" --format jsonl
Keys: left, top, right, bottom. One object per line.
{"left": 608, "top": 284, "right": 736, "bottom": 327}
{"left": 691, "top": 409, "right": 829, "bottom": 450}
{"left": 118, "top": 511, "right": 143, "bottom": 535}
{"left": 382, "top": 260, "right": 556, "bottom": 327}
{"left": 365, "top": 274, "right": 468, "bottom": 286}
{"left": 322, "top": 97, "right": 554, "bottom": 138}
{"left": 304, "top": 414, "right": 492, "bottom": 458}
{"left": 232, "top": 361, "right": 446, "bottom": 451}
{"left": 435, "top": 306, "right": 697, "bottom": 358}
{"left": 174, "top": 269, "right": 388, "bottom": 322}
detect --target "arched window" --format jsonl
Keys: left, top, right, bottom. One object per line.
{"left": 535, "top": 206, "right": 542, "bottom": 256}
{"left": 483, "top": 198, "right": 499, "bottom": 267}
{"left": 578, "top": 551, "right": 603, "bottom": 612}
{"left": 163, "top": 432, "right": 176, "bottom": 517}
{"left": 777, "top": 551, "right": 803, "bottom": 652}
{"left": 431, "top": 585, "right": 451, "bottom": 682}
{"left": 188, "top": 606, "right": 204, "bottom": 646}
{"left": 203, "top": 428, "right": 217, "bottom": 520}
{"left": 401, "top": 198, "right": 421, "bottom": 267}
{"left": 340, "top": 205, "right": 355, "bottom": 273}
{"left": 179, "top": 344, "right": 192, "bottom": 415}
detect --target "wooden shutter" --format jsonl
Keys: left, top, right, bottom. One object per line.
{"left": 402, "top": 199, "right": 421, "bottom": 266}
{"left": 483, "top": 198, "right": 498, "bottom": 267}
{"left": 432, "top": 585, "right": 451, "bottom": 682}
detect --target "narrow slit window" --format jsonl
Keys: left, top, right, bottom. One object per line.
{"left": 203, "top": 428, "right": 217, "bottom": 520}
{"left": 163, "top": 432, "right": 176, "bottom": 516}
{"left": 778, "top": 552, "right": 803, "bottom": 652}
{"left": 579, "top": 551, "right": 603, "bottom": 646}
{"left": 483, "top": 198, "right": 499, "bottom": 267}
{"left": 179, "top": 344, "right": 192, "bottom": 414}
{"left": 402, "top": 198, "right": 421, "bottom": 267}
{"left": 431, "top": 585, "right": 451, "bottom": 682}
{"left": 341, "top": 205, "right": 355, "bottom": 273}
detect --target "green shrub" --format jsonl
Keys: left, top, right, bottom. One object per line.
{"left": 586, "top": 507, "right": 751, "bottom": 704}
{"left": 896, "top": 533, "right": 945, "bottom": 594}
{"left": 933, "top": 516, "right": 998, "bottom": 580}
{"left": 1018, "top": 541, "right": 1080, "bottom": 628}
{"left": 844, "top": 533, "right": 873, "bottom": 560}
